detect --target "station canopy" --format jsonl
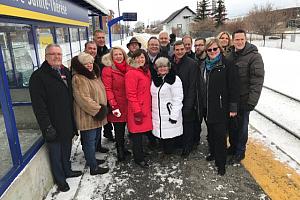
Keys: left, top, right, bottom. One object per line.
{"left": 73, "top": 0, "right": 109, "bottom": 16}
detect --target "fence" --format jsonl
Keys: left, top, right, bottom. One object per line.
{"left": 248, "top": 32, "right": 300, "bottom": 51}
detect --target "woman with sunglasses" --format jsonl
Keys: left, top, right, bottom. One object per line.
{"left": 201, "top": 38, "right": 239, "bottom": 175}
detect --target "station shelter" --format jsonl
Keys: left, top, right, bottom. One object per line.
{"left": 0, "top": 0, "right": 109, "bottom": 197}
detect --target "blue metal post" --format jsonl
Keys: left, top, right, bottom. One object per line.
{"left": 0, "top": 46, "right": 23, "bottom": 166}
{"left": 99, "top": 15, "right": 103, "bottom": 29}
{"left": 108, "top": 16, "right": 123, "bottom": 48}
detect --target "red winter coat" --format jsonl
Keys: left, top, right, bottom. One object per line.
{"left": 101, "top": 54, "right": 128, "bottom": 122}
{"left": 125, "top": 63, "right": 152, "bottom": 133}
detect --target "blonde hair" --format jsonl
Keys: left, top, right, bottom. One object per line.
{"left": 217, "top": 31, "right": 231, "bottom": 47}
{"left": 205, "top": 38, "right": 224, "bottom": 54}
{"left": 110, "top": 46, "right": 128, "bottom": 63}
{"left": 78, "top": 52, "right": 94, "bottom": 65}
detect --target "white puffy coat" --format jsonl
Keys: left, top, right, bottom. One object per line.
{"left": 151, "top": 73, "right": 183, "bottom": 139}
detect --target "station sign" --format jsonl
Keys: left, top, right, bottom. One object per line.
{"left": 123, "top": 12, "right": 137, "bottom": 21}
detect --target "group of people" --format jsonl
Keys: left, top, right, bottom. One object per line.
{"left": 29, "top": 28, "right": 264, "bottom": 192}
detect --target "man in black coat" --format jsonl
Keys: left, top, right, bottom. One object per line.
{"left": 171, "top": 40, "right": 199, "bottom": 158}
{"left": 182, "top": 35, "right": 196, "bottom": 60}
{"left": 29, "top": 44, "right": 82, "bottom": 192}
{"left": 228, "top": 29, "right": 265, "bottom": 163}
{"left": 93, "top": 30, "right": 114, "bottom": 145}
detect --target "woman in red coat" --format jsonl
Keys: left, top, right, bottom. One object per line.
{"left": 125, "top": 49, "right": 152, "bottom": 168}
{"left": 101, "top": 47, "right": 131, "bottom": 161}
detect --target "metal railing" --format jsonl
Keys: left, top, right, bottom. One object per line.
{"left": 248, "top": 32, "right": 300, "bottom": 51}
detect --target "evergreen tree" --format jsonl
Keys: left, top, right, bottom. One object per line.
{"left": 212, "top": 0, "right": 227, "bottom": 27}
{"left": 195, "top": 0, "right": 211, "bottom": 21}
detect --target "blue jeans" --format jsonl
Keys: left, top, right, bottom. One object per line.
{"left": 235, "top": 110, "right": 250, "bottom": 155}
{"left": 80, "top": 128, "right": 99, "bottom": 169}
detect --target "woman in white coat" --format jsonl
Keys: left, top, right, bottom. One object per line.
{"left": 151, "top": 57, "right": 184, "bottom": 154}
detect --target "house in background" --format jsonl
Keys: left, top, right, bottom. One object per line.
{"left": 162, "top": 6, "right": 196, "bottom": 36}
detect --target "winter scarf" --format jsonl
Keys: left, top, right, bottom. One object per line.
{"left": 114, "top": 60, "right": 127, "bottom": 74}
{"left": 205, "top": 53, "right": 221, "bottom": 71}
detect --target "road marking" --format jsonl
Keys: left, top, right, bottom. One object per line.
{"left": 243, "top": 138, "right": 300, "bottom": 200}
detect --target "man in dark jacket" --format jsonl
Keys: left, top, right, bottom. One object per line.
{"left": 171, "top": 40, "right": 199, "bottom": 158}
{"left": 29, "top": 44, "right": 82, "bottom": 192}
{"left": 182, "top": 35, "right": 196, "bottom": 60}
{"left": 228, "top": 29, "right": 265, "bottom": 163}
{"left": 158, "top": 31, "right": 173, "bottom": 57}
{"left": 127, "top": 37, "right": 141, "bottom": 57}
{"left": 93, "top": 30, "right": 114, "bottom": 145}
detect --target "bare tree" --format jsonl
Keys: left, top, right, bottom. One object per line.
{"left": 246, "top": 3, "right": 285, "bottom": 37}
{"left": 190, "top": 18, "right": 216, "bottom": 38}
{"left": 224, "top": 18, "right": 247, "bottom": 33}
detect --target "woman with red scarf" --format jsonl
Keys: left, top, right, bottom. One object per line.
{"left": 101, "top": 47, "right": 131, "bottom": 161}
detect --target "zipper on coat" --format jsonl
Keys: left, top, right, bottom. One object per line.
{"left": 219, "top": 95, "right": 223, "bottom": 108}
{"left": 158, "top": 81, "right": 165, "bottom": 139}
{"left": 206, "top": 70, "right": 210, "bottom": 120}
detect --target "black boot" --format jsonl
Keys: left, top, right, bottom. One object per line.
{"left": 90, "top": 166, "right": 109, "bottom": 175}
{"left": 116, "top": 144, "right": 126, "bottom": 161}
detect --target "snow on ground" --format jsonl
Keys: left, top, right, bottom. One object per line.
{"left": 258, "top": 47, "right": 300, "bottom": 101}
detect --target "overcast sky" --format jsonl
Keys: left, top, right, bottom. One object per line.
{"left": 100, "top": 0, "right": 300, "bottom": 24}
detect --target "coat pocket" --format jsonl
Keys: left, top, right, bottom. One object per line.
{"left": 166, "top": 102, "right": 172, "bottom": 115}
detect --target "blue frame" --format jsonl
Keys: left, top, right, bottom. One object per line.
{"left": 0, "top": 45, "right": 45, "bottom": 197}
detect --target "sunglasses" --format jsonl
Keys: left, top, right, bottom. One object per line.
{"left": 207, "top": 47, "right": 219, "bottom": 52}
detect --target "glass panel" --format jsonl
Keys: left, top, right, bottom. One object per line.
{"left": 36, "top": 27, "right": 54, "bottom": 67}
{"left": 0, "top": 109, "right": 13, "bottom": 179}
{"left": 10, "top": 88, "right": 41, "bottom": 155}
{"left": 69, "top": 28, "right": 80, "bottom": 56}
{"left": 10, "top": 28, "right": 37, "bottom": 88}
{"left": 56, "top": 27, "right": 71, "bottom": 67}
{"left": 0, "top": 32, "right": 14, "bottom": 88}
{"left": 0, "top": 23, "right": 37, "bottom": 88}
{"left": 79, "top": 28, "right": 87, "bottom": 51}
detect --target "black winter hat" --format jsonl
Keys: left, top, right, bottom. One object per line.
{"left": 126, "top": 37, "right": 141, "bottom": 48}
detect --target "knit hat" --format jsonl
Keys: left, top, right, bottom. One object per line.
{"left": 78, "top": 52, "right": 94, "bottom": 65}
{"left": 126, "top": 37, "right": 142, "bottom": 48}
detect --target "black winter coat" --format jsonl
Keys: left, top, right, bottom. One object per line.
{"left": 96, "top": 45, "right": 109, "bottom": 74}
{"left": 201, "top": 55, "right": 239, "bottom": 123}
{"left": 228, "top": 42, "right": 264, "bottom": 110}
{"left": 171, "top": 55, "right": 198, "bottom": 121}
{"left": 29, "top": 61, "right": 76, "bottom": 142}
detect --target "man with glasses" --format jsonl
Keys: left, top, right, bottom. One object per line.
{"left": 194, "top": 38, "right": 206, "bottom": 65}
{"left": 228, "top": 29, "right": 264, "bottom": 163}
{"left": 29, "top": 44, "right": 82, "bottom": 192}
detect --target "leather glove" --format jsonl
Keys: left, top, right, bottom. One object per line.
{"left": 112, "top": 109, "right": 122, "bottom": 117}
{"left": 94, "top": 104, "right": 108, "bottom": 120}
{"left": 245, "top": 104, "right": 255, "bottom": 111}
{"left": 134, "top": 111, "right": 143, "bottom": 124}
{"left": 169, "top": 118, "right": 177, "bottom": 124}
{"left": 42, "top": 125, "right": 57, "bottom": 142}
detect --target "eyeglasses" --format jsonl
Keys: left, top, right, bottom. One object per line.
{"left": 206, "top": 47, "right": 219, "bottom": 52}
{"left": 194, "top": 44, "right": 204, "bottom": 47}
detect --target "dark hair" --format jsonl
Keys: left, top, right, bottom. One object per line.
{"left": 195, "top": 37, "right": 206, "bottom": 43}
{"left": 173, "top": 40, "right": 184, "bottom": 50}
{"left": 84, "top": 41, "right": 97, "bottom": 49}
{"left": 131, "top": 49, "right": 149, "bottom": 66}
{"left": 232, "top": 29, "right": 247, "bottom": 39}
{"left": 147, "top": 36, "right": 160, "bottom": 45}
